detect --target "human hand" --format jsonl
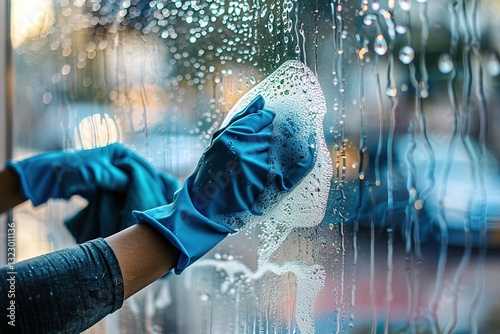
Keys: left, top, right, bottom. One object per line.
{"left": 133, "top": 95, "right": 315, "bottom": 273}
{"left": 6, "top": 143, "right": 155, "bottom": 206}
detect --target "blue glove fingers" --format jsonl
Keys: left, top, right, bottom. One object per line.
{"left": 6, "top": 151, "right": 101, "bottom": 205}
{"left": 211, "top": 95, "right": 266, "bottom": 140}
{"left": 6, "top": 144, "right": 133, "bottom": 206}
{"left": 6, "top": 159, "right": 47, "bottom": 206}
{"left": 209, "top": 147, "right": 270, "bottom": 215}
{"left": 192, "top": 110, "right": 274, "bottom": 215}
{"left": 47, "top": 146, "right": 132, "bottom": 199}
{"left": 223, "top": 104, "right": 274, "bottom": 136}
{"left": 191, "top": 148, "right": 270, "bottom": 215}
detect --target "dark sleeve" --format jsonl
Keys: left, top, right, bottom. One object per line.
{"left": 0, "top": 238, "right": 124, "bottom": 334}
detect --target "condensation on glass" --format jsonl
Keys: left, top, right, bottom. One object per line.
{"left": 8, "top": 0, "right": 500, "bottom": 333}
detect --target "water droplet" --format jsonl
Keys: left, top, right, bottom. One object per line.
{"left": 419, "top": 82, "right": 429, "bottom": 98}
{"left": 358, "top": 46, "right": 368, "bottom": 60}
{"left": 200, "top": 293, "right": 211, "bottom": 302}
{"left": 371, "top": 0, "right": 381, "bottom": 10}
{"left": 268, "top": 22, "right": 273, "bottom": 33}
{"left": 396, "top": 24, "right": 407, "bottom": 34}
{"left": 374, "top": 34, "right": 388, "bottom": 56}
{"left": 43, "top": 92, "right": 52, "bottom": 104}
{"left": 385, "top": 87, "right": 397, "bottom": 97}
{"left": 61, "top": 64, "right": 71, "bottom": 75}
{"left": 438, "top": 54, "right": 453, "bottom": 74}
{"left": 487, "top": 52, "right": 500, "bottom": 76}
{"left": 363, "top": 14, "right": 377, "bottom": 26}
{"left": 399, "top": 46, "right": 414, "bottom": 64}
{"left": 399, "top": 0, "right": 412, "bottom": 11}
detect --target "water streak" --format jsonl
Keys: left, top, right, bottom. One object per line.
{"left": 383, "top": 7, "right": 398, "bottom": 332}
{"left": 402, "top": 122, "right": 417, "bottom": 331}
{"left": 313, "top": 1, "right": 319, "bottom": 77}
{"left": 331, "top": 1, "right": 347, "bottom": 332}
{"left": 443, "top": 1, "right": 476, "bottom": 332}
{"left": 428, "top": 3, "right": 459, "bottom": 332}
{"left": 415, "top": 0, "right": 434, "bottom": 204}
{"left": 467, "top": 0, "right": 488, "bottom": 333}
{"left": 367, "top": 184, "right": 378, "bottom": 334}
{"left": 399, "top": 5, "right": 425, "bottom": 330}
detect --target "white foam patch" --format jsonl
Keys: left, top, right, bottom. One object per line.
{"left": 218, "top": 60, "right": 332, "bottom": 261}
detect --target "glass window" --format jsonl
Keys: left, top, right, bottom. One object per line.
{"left": 6, "top": 0, "right": 500, "bottom": 332}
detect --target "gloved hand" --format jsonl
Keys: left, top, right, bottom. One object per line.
{"left": 6, "top": 143, "right": 161, "bottom": 206}
{"left": 133, "top": 95, "right": 315, "bottom": 273}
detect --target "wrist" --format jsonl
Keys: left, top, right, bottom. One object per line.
{"left": 0, "top": 167, "right": 27, "bottom": 213}
{"left": 132, "top": 185, "right": 234, "bottom": 274}
{"left": 106, "top": 223, "right": 180, "bottom": 299}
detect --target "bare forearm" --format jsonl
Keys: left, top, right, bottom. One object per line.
{"left": 0, "top": 167, "right": 27, "bottom": 214}
{"left": 105, "top": 223, "right": 180, "bottom": 299}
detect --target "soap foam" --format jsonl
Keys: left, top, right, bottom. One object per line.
{"left": 217, "top": 60, "right": 332, "bottom": 263}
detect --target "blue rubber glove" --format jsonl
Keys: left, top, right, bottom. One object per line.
{"left": 6, "top": 143, "right": 158, "bottom": 206}
{"left": 133, "top": 96, "right": 279, "bottom": 273}
{"left": 133, "top": 96, "right": 314, "bottom": 274}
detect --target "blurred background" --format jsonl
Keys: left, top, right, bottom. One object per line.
{"left": 1, "top": 0, "right": 500, "bottom": 332}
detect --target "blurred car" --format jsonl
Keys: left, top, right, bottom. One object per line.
{"left": 354, "top": 135, "right": 500, "bottom": 248}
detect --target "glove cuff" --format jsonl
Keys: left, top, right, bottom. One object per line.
{"left": 132, "top": 181, "right": 234, "bottom": 274}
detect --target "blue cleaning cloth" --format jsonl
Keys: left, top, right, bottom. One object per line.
{"left": 64, "top": 158, "right": 179, "bottom": 243}
{"left": 133, "top": 95, "right": 316, "bottom": 273}
{"left": 7, "top": 143, "right": 179, "bottom": 243}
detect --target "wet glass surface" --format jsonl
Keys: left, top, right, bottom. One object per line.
{"left": 8, "top": 0, "right": 500, "bottom": 332}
